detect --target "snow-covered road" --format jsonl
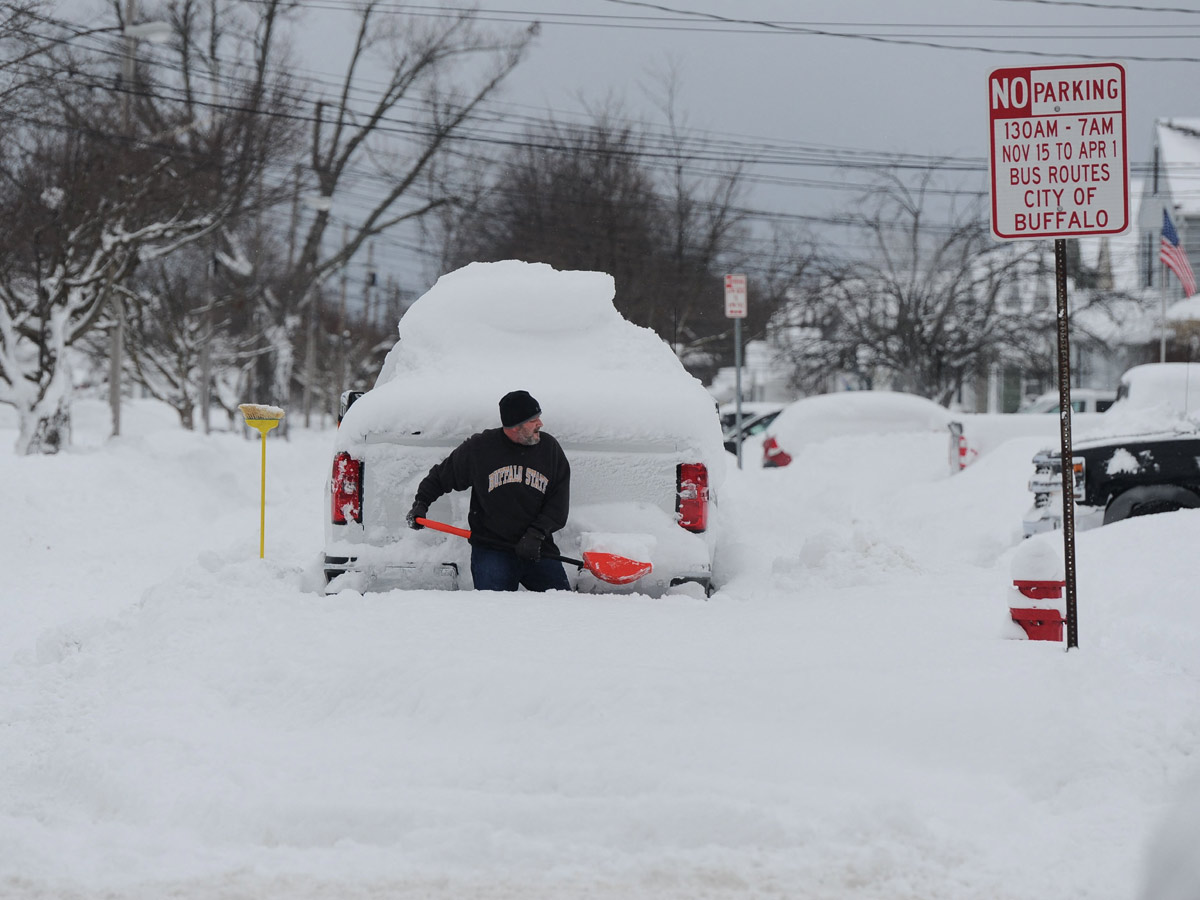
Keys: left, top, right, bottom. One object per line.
{"left": 3, "top": 400, "right": 1197, "bottom": 899}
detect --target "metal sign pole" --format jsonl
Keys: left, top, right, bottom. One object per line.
{"left": 1054, "top": 239, "right": 1079, "bottom": 649}
{"left": 724, "top": 273, "right": 748, "bottom": 470}
{"left": 734, "top": 317, "right": 743, "bottom": 469}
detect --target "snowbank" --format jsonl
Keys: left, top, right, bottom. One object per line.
{"left": 2, "top": 397, "right": 1199, "bottom": 899}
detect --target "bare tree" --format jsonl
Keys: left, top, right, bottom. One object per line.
{"left": 777, "top": 168, "right": 1042, "bottom": 404}
{"left": 442, "top": 111, "right": 665, "bottom": 324}
{"left": 1, "top": 1, "right": 54, "bottom": 108}
{"left": 49, "top": 0, "right": 527, "bottom": 434}
{"left": 644, "top": 65, "right": 754, "bottom": 351}
{"left": 0, "top": 89, "right": 225, "bottom": 453}
{"left": 0, "top": 0, "right": 303, "bottom": 452}
{"left": 122, "top": 244, "right": 273, "bottom": 429}
{"left": 278, "top": 3, "right": 535, "bottom": 421}
{"left": 117, "top": 0, "right": 301, "bottom": 430}
{"left": 438, "top": 98, "right": 769, "bottom": 384}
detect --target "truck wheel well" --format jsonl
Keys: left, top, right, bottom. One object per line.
{"left": 669, "top": 576, "right": 713, "bottom": 599}
{"left": 1103, "top": 484, "right": 1200, "bottom": 524}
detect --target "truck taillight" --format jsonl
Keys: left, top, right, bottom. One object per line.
{"left": 677, "top": 463, "right": 709, "bottom": 532}
{"left": 331, "top": 452, "right": 363, "bottom": 524}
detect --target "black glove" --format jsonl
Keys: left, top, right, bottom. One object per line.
{"left": 406, "top": 500, "right": 428, "bottom": 530}
{"left": 515, "top": 527, "right": 543, "bottom": 560}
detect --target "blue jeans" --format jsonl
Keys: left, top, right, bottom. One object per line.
{"left": 470, "top": 545, "right": 571, "bottom": 592}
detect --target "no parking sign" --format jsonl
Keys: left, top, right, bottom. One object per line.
{"left": 988, "top": 62, "right": 1128, "bottom": 240}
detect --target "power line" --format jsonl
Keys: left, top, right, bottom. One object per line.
{"left": 243, "top": 0, "right": 1200, "bottom": 31}
{"left": 595, "top": 0, "right": 1200, "bottom": 61}
{"left": 11, "top": 6, "right": 1196, "bottom": 267}
{"left": 18, "top": 2, "right": 1190, "bottom": 190}
{"left": 16, "top": 55, "right": 1200, "bottom": 247}
{"left": 15, "top": 35, "right": 1195, "bottom": 196}
{"left": 14, "top": 6, "right": 1184, "bottom": 195}
{"left": 993, "top": 0, "right": 1200, "bottom": 14}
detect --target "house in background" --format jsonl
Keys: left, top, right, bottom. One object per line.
{"left": 1135, "top": 119, "right": 1200, "bottom": 364}
{"left": 900, "top": 121, "right": 1200, "bottom": 410}
{"left": 978, "top": 120, "right": 1200, "bottom": 412}
{"left": 1140, "top": 119, "right": 1200, "bottom": 291}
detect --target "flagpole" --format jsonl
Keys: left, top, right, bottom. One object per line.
{"left": 1160, "top": 208, "right": 1199, "bottom": 360}
{"left": 1162, "top": 259, "right": 1168, "bottom": 363}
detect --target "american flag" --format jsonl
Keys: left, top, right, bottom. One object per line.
{"left": 1160, "top": 208, "right": 1197, "bottom": 297}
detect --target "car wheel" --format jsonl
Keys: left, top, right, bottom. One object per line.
{"left": 1103, "top": 485, "right": 1200, "bottom": 524}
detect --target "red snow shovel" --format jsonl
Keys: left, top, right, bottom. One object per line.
{"left": 415, "top": 517, "right": 652, "bottom": 586}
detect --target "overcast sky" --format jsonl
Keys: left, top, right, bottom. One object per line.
{"left": 467, "top": 0, "right": 1196, "bottom": 206}
{"left": 323, "top": 0, "right": 1200, "bottom": 282}
{"left": 63, "top": 0, "right": 1200, "bottom": 287}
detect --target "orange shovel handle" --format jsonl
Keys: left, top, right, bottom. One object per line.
{"left": 417, "top": 517, "right": 471, "bottom": 539}
{"left": 414, "top": 516, "right": 651, "bottom": 586}
{"left": 417, "top": 516, "right": 581, "bottom": 564}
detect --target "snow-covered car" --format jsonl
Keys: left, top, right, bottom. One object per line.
{"left": 1111, "top": 361, "right": 1200, "bottom": 412}
{"left": 1017, "top": 388, "right": 1116, "bottom": 414}
{"left": 324, "top": 260, "right": 725, "bottom": 596}
{"left": 722, "top": 407, "right": 783, "bottom": 456}
{"left": 760, "top": 391, "right": 953, "bottom": 468}
{"left": 718, "top": 401, "right": 784, "bottom": 432}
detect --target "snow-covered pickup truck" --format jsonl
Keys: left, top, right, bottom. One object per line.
{"left": 1021, "top": 364, "right": 1200, "bottom": 536}
{"left": 323, "top": 260, "right": 726, "bottom": 596}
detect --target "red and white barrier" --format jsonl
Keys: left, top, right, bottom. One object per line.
{"left": 1007, "top": 539, "right": 1065, "bottom": 642}
{"left": 1010, "top": 580, "right": 1065, "bottom": 641}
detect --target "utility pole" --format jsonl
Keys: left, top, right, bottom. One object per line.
{"left": 386, "top": 275, "right": 399, "bottom": 327}
{"left": 364, "top": 240, "right": 376, "bottom": 330}
{"left": 302, "top": 266, "right": 317, "bottom": 429}
{"left": 294, "top": 165, "right": 310, "bottom": 427}
{"left": 200, "top": 3, "right": 220, "bottom": 435}
{"left": 302, "top": 281, "right": 317, "bottom": 428}
{"left": 299, "top": 179, "right": 328, "bottom": 429}
{"left": 200, "top": 251, "right": 214, "bottom": 434}
{"left": 109, "top": 0, "right": 138, "bottom": 437}
{"left": 334, "top": 223, "right": 349, "bottom": 417}
{"left": 287, "top": 164, "right": 301, "bottom": 269}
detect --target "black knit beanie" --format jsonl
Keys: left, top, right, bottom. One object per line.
{"left": 499, "top": 390, "right": 541, "bottom": 427}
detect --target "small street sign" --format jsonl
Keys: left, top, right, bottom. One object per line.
{"left": 724, "top": 273, "right": 747, "bottom": 318}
